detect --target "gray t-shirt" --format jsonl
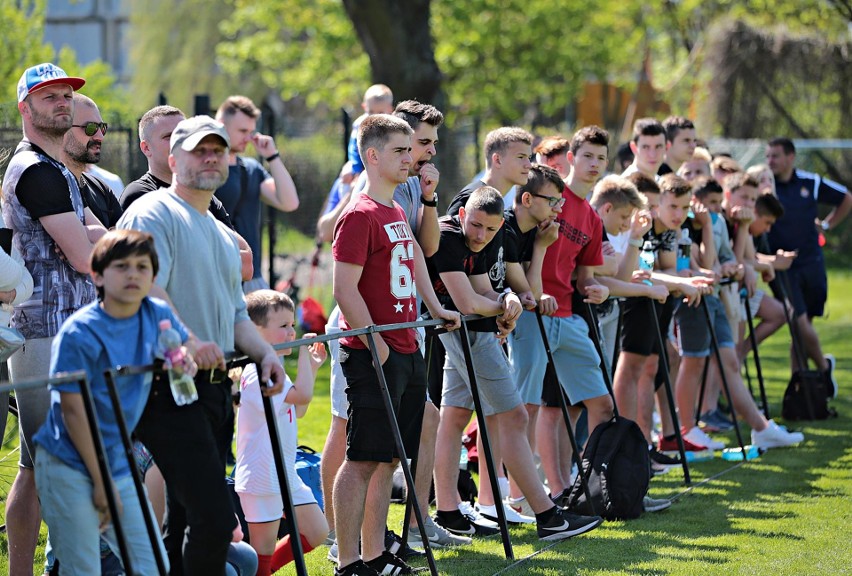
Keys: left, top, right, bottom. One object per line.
{"left": 394, "top": 176, "right": 422, "bottom": 233}
{"left": 117, "top": 189, "right": 248, "bottom": 351}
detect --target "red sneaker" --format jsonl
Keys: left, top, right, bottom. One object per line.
{"left": 658, "top": 433, "right": 707, "bottom": 452}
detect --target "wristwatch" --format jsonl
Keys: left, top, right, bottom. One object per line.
{"left": 628, "top": 238, "right": 644, "bottom": 248}
{"left": 820, "top": 220, "right": 830, "bottom": 231}
{"left": 497, "top": 288, "right": 515, "bottom": 305}
{"left": 420, "top": 193, "right": 438, "bottom": 208}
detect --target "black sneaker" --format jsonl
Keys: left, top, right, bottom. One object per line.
{"left": 536, "top": 507, "right": 603, "bottom": 541}
{"left": 649, "top": 448, "right": 681, "bottom": 466}
{"left": 335, "top": 559, "right": 380, "bottom": 576}
{"left": 385, "top": 529, "right": 424, "bottom": 559}
{"left": 365, "top": 551, "right": 427, "bottom": 574}
{"left": 434, "top": 510, "right": 500, "bottom": 537}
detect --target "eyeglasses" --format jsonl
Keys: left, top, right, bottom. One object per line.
{"left": 71, "top": 122, "right": 108, "bottom": 137}
{"left": 530, "top": 193, "right": 565, "bottom": 208}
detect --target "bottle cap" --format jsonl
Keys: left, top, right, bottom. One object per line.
{"left": 159, "top": 319, "right": 172, "bottom": 330}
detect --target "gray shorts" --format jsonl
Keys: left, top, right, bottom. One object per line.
{"left": 326, "top": 306, "right": 348, "bottom": 419}
{"left": 739, "top": 289, "right": 765, "bottom": 321}
{"left": 676, "top": 295, "right": 735, "bottom": 357}
{"left": 508, "top": 311, "right": 608, "bottom": 406}
{"left": 438, "top": 330, "right": 521, "bottom": 416}
{"left": 9, "top": 337, "right": 53, "bottom": 469}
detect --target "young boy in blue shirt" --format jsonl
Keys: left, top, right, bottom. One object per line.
{"left": 34, "top": 229, "right": 195, "bottom": 574}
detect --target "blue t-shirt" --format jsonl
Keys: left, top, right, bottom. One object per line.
{"left": 768, "top": 169, "right": 848, "bottom": 268}
{"left": 322, "top": 177, "right": 348, "bottom": 216}
{"left": 347, "top": 115, "right": 366, "bottom": 175}
{"left": 214, "top": 157, "right": 271, "bottom": 279}
{"left": 33, "top": 297, "right": 188, "bottom": 479}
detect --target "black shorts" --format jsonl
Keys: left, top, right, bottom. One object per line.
{"left": 770, "top": 262, "right": 827, "bottom": 318}
{"left": 619, "top": 296, "right": 675, "bottom": 357}
{"left": 339, "top": 345, "right": 426, "bottom": 463}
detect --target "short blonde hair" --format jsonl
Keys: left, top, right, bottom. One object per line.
{"left": 691, "top": 146, "right": 712, "bottom": 163}
{"left": 590, "top": 175, "right": 645, "bottom": 211}
{"left": 363, "top": 84, "right": 393, "bottom": 112}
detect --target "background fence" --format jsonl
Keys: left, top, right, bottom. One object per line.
{"left": 2, "top": 100, "right": 850, "bottom": 281}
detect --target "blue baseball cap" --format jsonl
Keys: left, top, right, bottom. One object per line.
{"left": 17, "top": 63, "right": 85, "bottom": 103}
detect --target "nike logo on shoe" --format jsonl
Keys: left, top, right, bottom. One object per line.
{"left": 541, "top": 520, "right": 571, "bottom": 532}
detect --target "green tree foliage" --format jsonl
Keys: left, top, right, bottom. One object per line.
{"left": 128, "top": 0, "right": 242, "bottom": 114}
{"left": 184, "top": 0, "right": 849, "bottom": 133}
{"left": 0, "top": 1, "right": 133, "bottom": 126}
{"left": 0, "top": 0, "right": 54, "bottom": 120}
{"left": 55, "top": 48, "right": 134, "bottom": 126}
{"left": 431, "top": 0, "right": 645, "bottom": 124}
{"left": 217, "top": 0, "right": 370, "bottom": 112}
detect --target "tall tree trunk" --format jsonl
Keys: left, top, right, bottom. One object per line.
{"left": 341, "top": 0, "right": 444, "bottom": 110}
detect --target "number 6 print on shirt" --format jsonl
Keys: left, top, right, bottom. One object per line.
{"left": 384, "top": 221, "right": 416, "bottom": 301}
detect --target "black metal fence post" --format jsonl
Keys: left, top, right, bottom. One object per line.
{"left": 453, "top": 319, "right": 514, "bottom": 560}
{"left": 104, "top": 367, "right": 168, "bottom": 575}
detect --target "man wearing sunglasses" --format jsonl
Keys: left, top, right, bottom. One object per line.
{"left": 2, "top": 62, "right": 108, "bottom": 576}
{"left": 61, "top": 94, "right": 123, "bottom": 228}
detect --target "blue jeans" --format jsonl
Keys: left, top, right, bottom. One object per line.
{"left": 225, "top": 541, "right": 258, "bottom": 576}
{"left": 35, "top": 449, "right": 168, "bottom": 575}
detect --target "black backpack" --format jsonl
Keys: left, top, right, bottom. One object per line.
{"left": 565, "top": 416, "right": 650, "bottom": 520}
{"left": 782, "top": 370, "right": 837, "bottom": 421}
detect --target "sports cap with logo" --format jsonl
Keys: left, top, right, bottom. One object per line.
{"left": 17, "top": 63, "right": 85, "bottom": 103}
{"left": 169, "top": 116, "right": 231, "bottom": 153}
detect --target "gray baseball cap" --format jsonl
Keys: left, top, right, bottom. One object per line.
{"left": 169, "top": 115, "right": 230, "bottom": 153}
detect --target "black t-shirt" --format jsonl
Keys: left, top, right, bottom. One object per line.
{"left": 503, "top": 209, "right": 536, "bottom": 264}
{"left": 426, "top": 215, "right": 494, "bottom": 332}
{"left": 447, "top": 179, "right": 518, "bottom": 293}
{"left": 81, "top": 173, "right": 123, "bottom": 228}
{"left": 15, "top": 148, "right": 75, "bottom": 219}
{"left": 644, "top": 222, "right": 678, "bottom": 255}
{"left": 121, "top": 171, "right": 235, "bottom": 229}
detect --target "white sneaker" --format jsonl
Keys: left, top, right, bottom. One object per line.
{"left": 458, "top": 502, "right": 498, "bottom": 529}
{"left": 408, "top": 516, "right": 472, "bottom": 548}
{"left": 684, "top": 426, "right": 725, "bottom": 451}
{"left": 476, "top": 502, "right": 535, "bottom": 525}
{"left": 751, "top": 420, "right": 804, "bottom": 449}
{"left": 505, "top": 495, "right": 535, "bottom": 518}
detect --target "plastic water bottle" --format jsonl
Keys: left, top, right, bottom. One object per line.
{"left": 639, "top": 241, "right": 655, "bottom": 286}
{"left": 722, "top": 445, "right": 760, "bottom": 461}
{"left": 459, "top": 446, "right": 468, "bottom": 470}
{"left": 157, "top": 319, "right": 198, "bottom": 406}
{"left": 676, "top": 228, "right": 692, "bottom": 272}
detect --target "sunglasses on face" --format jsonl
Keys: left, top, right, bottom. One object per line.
{"left": 72, "top": 122, "right": 108, "bottom": 137}
{"left": 530, "top": 193, "right": 566, "bottom": 208}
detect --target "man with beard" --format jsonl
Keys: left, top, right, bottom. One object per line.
{"left": 118, "top": 116, "right": 286, "bottom": 575}
{"left": 61, "top": 93, "right": 123, "bottom": 227}
{"left": 215, "top": 95, "right": 299, "bottom": 292}
{"left": 2, "top": 62, "right": 107, "bottom": 576}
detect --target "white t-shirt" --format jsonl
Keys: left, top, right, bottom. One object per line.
{"left": 235, "top": 364, "right": 302, "bottom": 496}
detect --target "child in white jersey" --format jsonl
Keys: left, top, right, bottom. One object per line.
{"left": 235, "top": 289, "right": 328, "bottom": 575}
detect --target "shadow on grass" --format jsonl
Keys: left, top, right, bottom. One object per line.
{"left": 451, "top": 399, "right": 852, "bottom": 576}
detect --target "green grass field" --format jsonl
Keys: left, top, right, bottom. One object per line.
{"left": 2, "top": 272, "right": 851, "bottom": 575}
